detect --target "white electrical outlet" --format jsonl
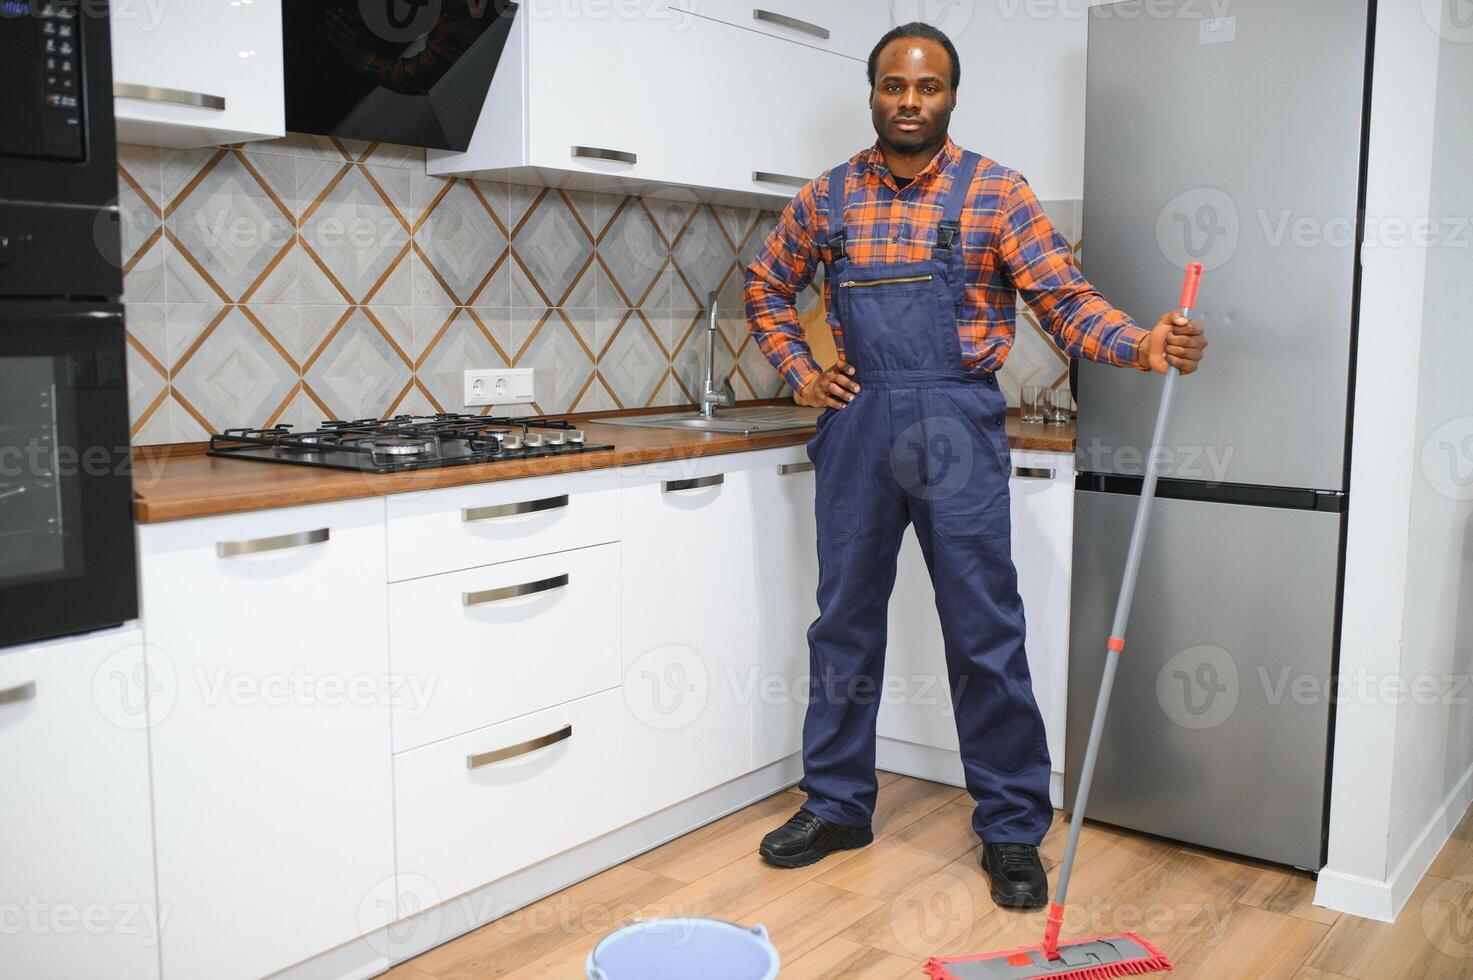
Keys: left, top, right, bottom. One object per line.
{"left": 463, "top": 369, "right": 534, "bottom": 407}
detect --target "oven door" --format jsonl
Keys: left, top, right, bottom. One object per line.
{"left": 0, "top": 302, "right": 137, "bottom": 649}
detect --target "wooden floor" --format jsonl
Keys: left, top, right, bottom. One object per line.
{"left": 383, "top": 774, "right": 1473, "bottom": 979}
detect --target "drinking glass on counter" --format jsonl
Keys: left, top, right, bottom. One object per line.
{"left": 1021, "top": 385, "right": 1044, "bottom": 423}
{"left": 1043, "top": 387, "right": 1072, "bottom": 426}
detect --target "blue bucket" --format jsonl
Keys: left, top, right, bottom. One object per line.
{"left": 586, "top": 917, "right": 780, "bottom": 980}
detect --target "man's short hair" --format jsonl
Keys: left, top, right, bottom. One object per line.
{"left": 867, "top": 22, "right": 961, "bottom": 92}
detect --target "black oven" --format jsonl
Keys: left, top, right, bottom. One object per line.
{"left": 0, "top": 2, "right": 137, "bottom": 648}
{"left": 0, "top": 304, "right": 136, "bottom": 647}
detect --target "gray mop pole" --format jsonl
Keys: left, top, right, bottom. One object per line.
{"left": 1041, "top": 262, "right": 1203, "bottom": 960}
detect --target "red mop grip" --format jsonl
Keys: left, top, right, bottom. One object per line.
{"left": 1042, "top": 902, "right": 1066, "bottom": 959}
{"left": 1178, "top": 261, "right": 1203, "bottom": 311}
{"left": 1107, "top": 636, "right": 1125, "bottom": 652}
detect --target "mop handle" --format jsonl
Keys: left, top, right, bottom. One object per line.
{"left": 1042, "top": 262, "right": 1203, "bottom": 960}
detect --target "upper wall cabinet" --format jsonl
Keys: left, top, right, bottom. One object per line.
{"left": 430, "top": 1, "right": 883, "bottom": 204}
{"left": 428, "top": 5, "right": 674, "bottom": 189}
{"left": 671, "top": 1, "right": 891, "bottom": 61}
{"left": 668, "top": 14, "right": 872, "bottom": 200}
{"left": 110, "top": 0, "right": 284, "bottom": 148}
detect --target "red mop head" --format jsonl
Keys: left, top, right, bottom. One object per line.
{"left": 922, "top": 931, "right": 1172, "bottom": 980}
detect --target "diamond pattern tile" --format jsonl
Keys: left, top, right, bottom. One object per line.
{"left": 299, "top": 164, "right": 411, "bottom": 303}
{"left": 599, "top": 311, "right": 667, "bottom": 408}
{"left": 170, "top": 308, "right": 297, "bottom": 433}
{"left": 303, "top": 310, "right": 412, "bottom": 421}
{"left": 513, "top": 310, "right": 595, "bottom": 415}
{"left": 118, "top": 131, "right": 1082, "bottom": 444}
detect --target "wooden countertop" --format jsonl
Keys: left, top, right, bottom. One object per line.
{"left": 131, "top": 406, "right": 1076, "bottom": 524}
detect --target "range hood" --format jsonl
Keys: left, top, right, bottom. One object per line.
{"left": 283, "top": 0, "right": 519, "bottom": 152}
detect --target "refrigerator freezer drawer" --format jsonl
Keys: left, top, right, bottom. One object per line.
{"left": 1065, "top": 489, "right": 1340, "bottom": 869}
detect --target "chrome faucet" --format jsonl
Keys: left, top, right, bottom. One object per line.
{"left": 700, "top": 290, "right": 735, "bottom": 418}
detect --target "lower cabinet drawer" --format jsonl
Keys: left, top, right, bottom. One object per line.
{"left": 393, "top": 689, "right": 623, "bottom": 903}
{"left": 388, "top": 543, "right": 621, "bottom": 751}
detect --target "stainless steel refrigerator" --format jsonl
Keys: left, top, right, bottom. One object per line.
{"left": 1064, "top": 0, "right": 1372, "bottom": 870}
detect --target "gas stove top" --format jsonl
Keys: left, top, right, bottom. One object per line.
{"left": 207, "top": 414, "right": 615, "bottom": 473}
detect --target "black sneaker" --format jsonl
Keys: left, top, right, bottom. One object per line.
{"left": 980, "top": 842, "right": 1050, "bottom": 909}
{"left": 758, "top": 808, "right": 873, "bottom": 869}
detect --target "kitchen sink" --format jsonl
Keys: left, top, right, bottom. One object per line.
{"left": 588, "top": 405, "right": 822, "bottom": 435}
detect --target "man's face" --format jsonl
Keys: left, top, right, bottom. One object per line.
{"left": 870, "top": 37, "right": 956, "bottom": 154}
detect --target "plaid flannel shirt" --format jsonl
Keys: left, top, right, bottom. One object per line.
{"left": 744, "top": 137, "right": 1151, "bottom": 392}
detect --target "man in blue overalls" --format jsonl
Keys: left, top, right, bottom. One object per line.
{"left": 743, "top": 22, "right": 1207, "bottom": 908}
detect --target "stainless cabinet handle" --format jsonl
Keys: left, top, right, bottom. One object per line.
{"left": 1012, "top": 466, "right": 1056, "bottom": 480}
{"left": 464, "top": 572, "right": 569, "bottom": 607}
{"left": 572, "top": 145, "right": 637, "bottom": 165}
{"left": 217, "top": 527, "right": 329, "bottom": 558}
{"left": 662, "top": 473, "right": 723, "bottom": 493}
{"left": 752, "top": 171, "right": 808, "bottom": 189}
{"left": 467, "top": 724, "right": 572, "bottom": 769}
{"left": 115, "top": 83, "right": 226, "bottom": 111}
{"left": 778, "top": 461, "right": 813, "bottom": 475}
{"left": 0, "top": 681, "right": 37, "bottom": 707}
{"left": 753, "top": 8, "right": 829, "bottom": 39}
{"left": 463, "top": 494, "right": 568, "bottom": 522}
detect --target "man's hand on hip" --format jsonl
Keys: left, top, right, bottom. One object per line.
{"left": 1137, "top": 312, "right": 1208, "bottom": 374}
{"left": 797, "top": 357, "right": 862, "bottom": 409}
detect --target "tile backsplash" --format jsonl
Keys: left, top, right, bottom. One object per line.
{"left": 117, "top": 135, "right": 1082, "bottom": 445}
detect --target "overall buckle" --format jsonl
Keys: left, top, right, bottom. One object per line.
{"left": 828, "top": 231, "right": 848, "bottom": 262}
{"left": 934, "top": 221, "right": 960, "bottom": 252}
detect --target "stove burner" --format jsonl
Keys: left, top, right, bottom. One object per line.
{"left": 359, "top": 435, "right": 434, "bottom": 457}
{"left": 207, "top": 414, "right": 615, "bottom": 473}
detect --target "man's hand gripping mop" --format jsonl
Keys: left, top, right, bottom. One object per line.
{"left": 924, "top": 262, "right": 1205, "bottom": 980}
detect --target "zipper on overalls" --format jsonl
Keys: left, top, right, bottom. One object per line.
{"left": 838, "top": 273, "right": 935, "bottom": 288}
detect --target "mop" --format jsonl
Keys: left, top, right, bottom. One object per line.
{"left": 924, "top": 262, "right": 1205, "bottom": 980}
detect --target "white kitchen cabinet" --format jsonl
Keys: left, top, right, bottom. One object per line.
{"left": 0, "top": 626, "right": 159, "bottom": 980}
{"left": 138, "top": 499, "right": 394, "bottom": 980}
{"left": 746, "top": 446, "right": 818, "bottom": 768}
{"left": 878, "top": 450, "right": 1075, "bottom": 791}
{"left": 670, "top": 1, "right": 891, "bottom": 61}
{"left": 620, "top": 455, "right": 757, "bottom": 822}
{"left": 394, "top": 688, "right": 623, "bottom": 905}
{"left": 110, "top": 0, "right": 284, "bottom": 147}
{"left": 388, "top": 542, "right": 622, "bottom": 751}
{"left": 429, "top": 4, "right": 672, "bottom": 186}
{"left": 385, "top": 469, "right": 620, "bottom": 582}
{"left": 667, "top": 14, "right": 872, "bottom": 199}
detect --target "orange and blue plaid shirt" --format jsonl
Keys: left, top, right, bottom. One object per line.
{"left": 744, "top": 137, "right": 1151, "bottom": 392}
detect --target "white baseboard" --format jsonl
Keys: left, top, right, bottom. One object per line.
{"left": 1314, "top": 756, "right": 1473, "bottom": 922}
{"left": 268, "top": 757, "right": 803, "bottom": 980}
{"left": 875, "top": 736, "right": 1064, "bottom": 810}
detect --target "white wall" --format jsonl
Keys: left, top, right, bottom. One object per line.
{"left": 1317, "top": 0, "right": 1473, "bottom": 922}
{"left": 938, "top": 3, "right": 1089, "bottom": 198}
{"left": 1387, "top": 4, "right": 1473, "bottom": 873}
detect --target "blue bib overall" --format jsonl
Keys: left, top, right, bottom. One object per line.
{"left": 800, "top": 150, "right": 1053, "bottom": 845}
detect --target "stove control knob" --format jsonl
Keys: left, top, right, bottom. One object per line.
{"left": 543, "top": 431, "right": 565, "bottom": 446}
{"left": 523, "top": 433, "right": 543, "bottom": 448}
{"left": 566, "top": 428, "right": 585, "bottom": 444}
{"left": 500, "top": 434, "right": 523, "bottom": 451}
